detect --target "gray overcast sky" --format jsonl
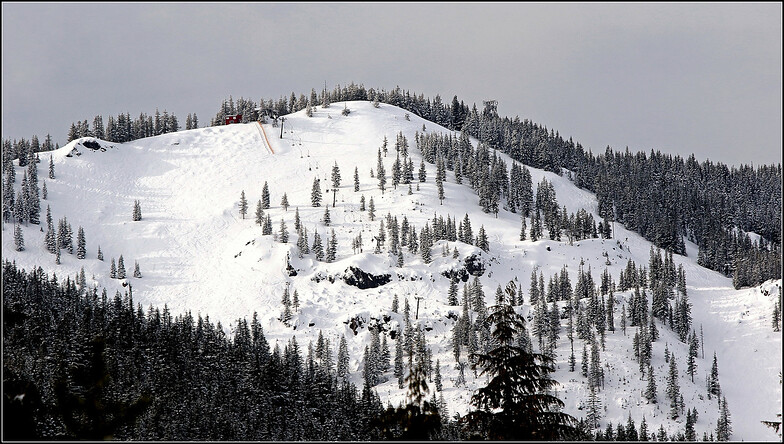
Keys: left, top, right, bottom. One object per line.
{"left": 2, "top": 2, "right": 781, "bottom": 166}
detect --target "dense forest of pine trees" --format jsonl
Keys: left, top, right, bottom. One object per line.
{"left": 4, "top": 259, "right": 728, "bottom": 441}
{"left": 3, "top": 261, "right": 591, "bottom": 441}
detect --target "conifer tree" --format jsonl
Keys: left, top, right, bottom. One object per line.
{"left": 76, "top": 226, "right": 86, "bottom": 259}
{"left": 133, "top": 261, "right": 142, "bottom": 278}
{"left": 326, "top": 229, "right": 337, "bottom": 262}
{"left": 520, "top": 216, "right": 527, "bottom": 241}
{"left": 322, "top": 206, "right": 331, "bottom": 226}
{"left": 331, "top": 161, "right": 341, "bottom": 189}
{"left": 337, "top": 335, "right": 350, "bottom": 381}
{"left": 354, "top": 166, "right": 360, "bottom": 192}
{"left": 368, "top": 197, "right": 376, "bottom": 221}
{"left": 255, "top": 200, "right": 264, "bottom": 226}
{"left": 97, "top": 245, "right": 103, "bottom": 261}
{"left": 261, "top": 181, "right": 270, "bottom": 209}
{"left": 709, "top": 352, "right": 721, "bottom": 398}
{"left": 463, "top": 293, "right": 576, "bottom": 440}
{"left": 293, "top": 207, "right": 301, "bottom": 231}
{"left": 392, "top": 153, "right": 401, "bottom": 190}
{"left": 44, "top": 207, "right": 56, "bottom": 253}
{"left": 132, "top": 200, "right": 142, "bottom": 221}
{"left": 687, "top": 331, "right": 699, "bottom": 382}
{"left": 476, "top": 225, "right": 489, "bottom": 252}
{"left": 14, "top": 224, "right": 24, "bottom": 251}
{"left": 436, "top": 172, "right": 444, "bottom": 204}
{"left": 292, "top": 289, "right": 299, "bottom": 313}
{"left": 311, "top": 177, "right": 322, "bottom": 207}
{"left": 377, "top": 149, "right": 386, "bottom": 193}
{"left": 279, "top": 219, "right": 289, "bottom": 243}
{"left": 644, "top": 364, "right": 657, "bottom": 404}
{"left": 685, "top": 409, "right": 696, "bottom": 441}
{"left": 448, "top": 278, "right": 459, "bottom": 306}
{"left": 49, "top": 155, "right": 55, "bottom": 179}
{"left": 586, "top": 385, "right": 601, "bottom": 430}
{"left": 117, "top": 255, "right": 126, "bottom": 279}
{"left": 238, "top": 191, "right": 248, "bottom": 219}
{"left": 281, "top": 283, "right": 292, "bottom": 325}
{"left": 14, "top": 189, "right": 25, "bottom": 224}
{"left": 78, "top": 266, "right": 87, "bottom": 291}
{"left": 110, "top": 258, "right": 117, "bottom": 279}
{"left": 667, "top": 354, "right": 680, "bottom": 419}
{"left": 281, "top": 193, "right": 289, "bottom": 211}
{"left": 312, "top": 230, "right": 324, "bottom": 261}
{"left": 716, "top": 396, "right": 732, "bottom": 441}
{"left": 395, "top": 330, "right": 405, "bottom": 389}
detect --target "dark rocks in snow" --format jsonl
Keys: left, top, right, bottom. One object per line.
{"left": 347, "top": 315, "right": 366, "bottom": 335}
{"left": 342, "top": 266, "right": 391, "bottom": 289}
{"left": 441, "top": 267, "right": 469, "bottom": 282}
{"left": 286, "top": 262, "right": 298, "bottom": 276}
{"left": 441, "top": 254, "right": 485, "bottom": 282}
{"left": 463, "top": 254, "right": 485, "bottom": 276}
{"left": 82, "top": 140, "right": 102, "bottom": 150}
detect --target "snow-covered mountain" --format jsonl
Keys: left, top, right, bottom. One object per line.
{"left": 3, "top": 101, "right": 781, "bottom": 441}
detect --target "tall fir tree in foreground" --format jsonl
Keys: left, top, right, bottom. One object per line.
{"left": 463, "top": 282, "right": 576, "bottom": 440}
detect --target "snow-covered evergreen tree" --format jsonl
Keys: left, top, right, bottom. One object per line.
{"left": 13, "top": 224, "right": 24, "bottom": 251}
{"left": 279, "top": 219, "right": 289, "bottom": 243}
{"left": 311, "top": 177, "right": 322, "bottom": 207}
{"left": 117, "top": 255, "right": 126, "bottom": 279}
{"left": 76, "top": 226, "right": 86, "bottom": 259}
{"left": 716, "top": 396, "right": 732, "bottom": 441}
{"left": 261, "top": 181, "right": 270, "bottom": 209}
{"left": 326, "top": 229, "right": 337, "bottom": 262}
{"left": 133, "top": 199, "right": 142, "bottom": 221}
{"left": 255, "top": 200, "right": 264, "bottom": 226}
{"left": 48, "top": 155, "right": 55, "bottom": 179}
{"left": 331, "top": 162, "right": 341, "bottom": 189}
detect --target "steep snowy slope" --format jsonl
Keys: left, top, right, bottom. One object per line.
{"left": 3, "top": 101, "right": 781, "bottom": 440}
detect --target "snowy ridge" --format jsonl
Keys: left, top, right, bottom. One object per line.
{"left": 3, "top": 101, "right": 781, "bottom": 441}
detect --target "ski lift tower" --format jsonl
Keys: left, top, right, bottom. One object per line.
{"left": 482, "top": 100, "right": 498, "bottom": 118}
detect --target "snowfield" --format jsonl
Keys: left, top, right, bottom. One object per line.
{"left": 3, "top": 101, "right": 781, "bottom": 441}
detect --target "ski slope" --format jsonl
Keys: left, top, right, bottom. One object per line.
{"left": 3, "top": 101, "right": 781, "bottom": 441}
